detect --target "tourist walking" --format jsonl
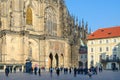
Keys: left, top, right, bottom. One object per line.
{"left": 10, "top": 67, "right": 12, "bottom": 73}
{"left": 14, "top": 67, "right": 16, "bottom": 73}
{"left": 38, "top": 68, "right": 41, "bottom": 76}
{"left": 56, "top": 67, "right": 60, "bottom": 76}
{"left": 5, "top": 66, "right": 9, "bottom": 77}
{"left": 88, "top": 70, "right": 92, "bottom": 78}
{"left": 50, "top": 67, "right": 53, "bottom": 77}
{"left": 69, "top": 67, "right": 72, "bottom": 74}
{"left": 34, "top": 66, "right": 37, "bottom": 75}
{"left": 74, "top": 67, "right": 77, "bottom": 77}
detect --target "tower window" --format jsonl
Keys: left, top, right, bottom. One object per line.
{"left": 26, "top": 7, "right": 32, "bottom": 25}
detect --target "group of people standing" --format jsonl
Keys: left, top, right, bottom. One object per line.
{"left": 5, "top": 66, "right": 18, "bottom": 77}
{"left": 4, "top": 65, "right": 103, "bottom": 78}
{"left": 48, "top": 66, "right": 103, "bottom": 78}
{"left": 26, "top": 66, "right": 41, "bottom": 76}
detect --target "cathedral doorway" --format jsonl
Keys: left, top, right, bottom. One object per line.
{"left": 49, "top": 53, "right": 53, "bottom": 68}
{"left": 55, "top": 53, "right": 59, "bottom": 67}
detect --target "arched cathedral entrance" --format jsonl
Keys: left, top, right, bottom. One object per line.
{"left": 48, "top": 53, "right": 64, "bottom": 68}
{"left": 49, "top": 53, "right": 53, "bottom": 68}
{"left": 55, "top": 53, "right": 59, "bottom": 67}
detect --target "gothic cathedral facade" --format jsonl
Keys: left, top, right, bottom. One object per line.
{"left": 0, "top": 0, "right": 88, "bottom": 71}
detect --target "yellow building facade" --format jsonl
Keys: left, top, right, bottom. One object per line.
{"left": 87, "top": 26, "right": 120, "bottom": 70}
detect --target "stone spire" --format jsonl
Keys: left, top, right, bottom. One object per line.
{"left": 85, "top": 22, "right": 88, "bottom": 34}
{"left": 82, "top": 18, "right": 84, "bottom": 29}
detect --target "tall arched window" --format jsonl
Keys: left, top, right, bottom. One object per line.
{"left": 26, "top": 7, "right": 32, "bottom": 25}
{"left": 44, "top": 7, "right": 57, "bottom": 36}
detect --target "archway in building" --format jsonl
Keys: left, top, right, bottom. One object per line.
{"left": 55, "top": 53, "right": 59, "bottom": 67}
{"left": 49, "top": 53, "right": 53, "bottom": 68}
{"left": 79, "top": 61, "right": 83, "bottom": 67}
{"left": 111, "top": 63, "right": 116, "bottom": 70}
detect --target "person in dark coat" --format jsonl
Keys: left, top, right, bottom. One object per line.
{"left": 56, "top": 67, "right": 60, "bottom": 76}
{"left": 88, "top": 70, "right": 92, "bottom": 78}
{"left": 10, "top": 67, "right": 12, "bottom": 73}
{"left": 5, "top": 67, "right": 9, "bottom": 77}
{"left": 14, "top": 67, "right": 16, "bottom": 73}
{"left": 34, "top": 67, "right": 37, "bottom": 75}
{"left": 74, "top": 67, "right": 77, "bottom": 77}
{"left": 38, "top": 68, "right": 41, "bottom": 76}
{"left": 69, "top": 67, "right": 72, "bottom": 74}
{"left": 49, "top": 67, "right": 53, "bottom": 77}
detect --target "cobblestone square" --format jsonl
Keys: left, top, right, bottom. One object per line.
{"left": 0, "top": 70, "right": 120, "bottom": 80}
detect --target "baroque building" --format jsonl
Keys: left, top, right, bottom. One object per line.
{"left": 87, "top": 26, "right": 120, "bottom": 70}
{"left": 0, "top": 0, "right": 88, "bottom": 71}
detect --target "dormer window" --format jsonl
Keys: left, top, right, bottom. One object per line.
{"left": 108, "top": 32, "right": 111, "bottom": 35}
{"left": 91, "top": 34, "right": 94, "bottom": 36}
{"left": 101, "top": 29, "right": 104, "bottom": 32}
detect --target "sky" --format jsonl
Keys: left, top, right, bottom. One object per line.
{"left": 65, "top": 0, "right": 120, "bottom": 32}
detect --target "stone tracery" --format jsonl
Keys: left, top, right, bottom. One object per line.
{"left": 44, "top": 7, "right": 57, "bottom": 36}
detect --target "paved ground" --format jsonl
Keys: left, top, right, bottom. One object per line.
{"left": 0, "top": 70, "right": 120, "bottom": 80}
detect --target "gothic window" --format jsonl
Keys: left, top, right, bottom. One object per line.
{"left": 44, "top": 7, "right": 57, "bottom": 36}
{"left": 26, "top": 7, "right": 32, "bottom": 25}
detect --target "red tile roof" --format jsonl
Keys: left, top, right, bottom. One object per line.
{"left": 87, "top": 26, "right": 120, "bottom": 40}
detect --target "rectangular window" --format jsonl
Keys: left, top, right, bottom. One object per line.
{"left": 91, "top": 41, "right": 93, "bottom": 44}
{"left": 114, "top": 39, "right": 116, "bottom": 42}
{"left": 106, "top": 40, "right": 109, "bottom": 43}
{"left": 106, "top": 47, "right": 109, "bottom": 51}
{"left": 99, "top": 40, "right": 102, "bottom": 44}
{"left": 91, "top": 48, "right": 93, "bottom": 52}
{"left": 100, "top": 47, "right": 102, "bottom": 52}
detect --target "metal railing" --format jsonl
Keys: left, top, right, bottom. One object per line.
{"left": 100, "top": 58, "right": 120, "bottom": 63}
